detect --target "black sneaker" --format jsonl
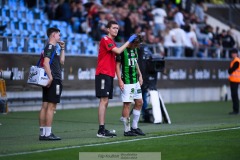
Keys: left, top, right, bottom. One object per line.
{"left": 131, "top": 127, "right": 146, "bottom": 136}
{"left": 229, "top": 112, "right": 239, "bottom": 115}
{"left": 45, "top": 133, "right": 61, "bottom": 140}
{"left": 97, "top": 129, "right": 117, "bottom": 138}
{"left": 124, "top": 130, "right": 138, "bottom": 136}
{"left": 39, "top": 135, "right": 46, "bottom": 141}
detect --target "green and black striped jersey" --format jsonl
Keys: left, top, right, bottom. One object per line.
{"left": 116, "top": 48, "right": 139, "bottom": 84}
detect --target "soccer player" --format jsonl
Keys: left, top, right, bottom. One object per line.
{"left": 95, "top": 20, "right": 137, "bottom": 138}
{"left": 39, "top": 27, "right": 65, "bottom": 140}
{"left": 116, "top": 34, "right": 146, "bottom": 136}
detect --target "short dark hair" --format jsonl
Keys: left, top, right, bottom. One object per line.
{"left": 230, "top": 48, "right": 238, "bottom": 54}
{"left": 106, "top": 21, "right": 118, "bottom": 28}
{"left": 132, "top": 34, "right": 143, "bottom": 44}
{"left": 47, "top": 27, "right": 60, "bottom": 37}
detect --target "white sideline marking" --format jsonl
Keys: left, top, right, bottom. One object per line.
{"left": 0, "top": 127, "right": 240, "bottom": 157}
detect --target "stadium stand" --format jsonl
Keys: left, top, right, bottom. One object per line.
{"left": 0, "top": 0, "right": 239, "bottom": 57}
{"left": 0, "top": 0, "right": 95, "bottom": 55}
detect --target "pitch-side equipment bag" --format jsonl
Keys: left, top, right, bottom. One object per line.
{"left": 27, "top": 51, "right": 55, "bottom": 87}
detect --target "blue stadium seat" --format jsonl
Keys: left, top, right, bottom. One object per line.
{"left": 74, "top": 33, "right": 82, "bottom": 41}
{"left": 86, "top": 42, "right": 98, "bottom": 55}
{"left": 17, "top": 46, "right": 24, "bottom": 53}
{"left": 50, "top": 20, "right": 61, "bottom": 28}
{"left": 10, "top": 21, "right": 21, "bottom": 36}
{"left": 17, "top": 9, "right": 27, "bottom": 20}
{"left": 19, "top": 21, "right": 29, "bottom": 36}
{"left": 8, "top": 37, "right": 18, "bottom": 53}
{"left": 28, "top": 38, "right": 38, "bottom": 53}
{"left": 71, "top": 45, "right": 79, "bottom": 54}
{"left": 18, "top": 0, "right": 26, "bottom": 11}
{"left": 0, "top": 7, "right": 10, "bottom": 22}
{"left": 2, "top": 7, "right": 10, "bottom": 17}
{"left": 8, "top": 0, "right": 17, "bottom": 7}
{"left": 27, "top": 22, "right": 37, "bottom": 36}
{"left": 16, "top": 37, "right": 25, "bottom": 53}
{"left": 35, "top": 43, "right": 44, "bottom": 54}
{"left": 26, "top": 10, "right": 34, "bottom": 23}
{"left": 80, "top": 33, "right": 89, "bottom": 41}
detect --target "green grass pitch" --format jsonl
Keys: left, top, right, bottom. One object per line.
{"left": 0, "top": 101, "right": 239, "bottom": 160}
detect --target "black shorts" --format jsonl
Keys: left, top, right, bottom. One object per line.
{"left": 95, "top": 74, "right": 113, "bottom": 99}
{"left": 42, "top": 79, "right": 62, "bottom": 103}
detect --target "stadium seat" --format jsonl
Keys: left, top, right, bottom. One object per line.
{"left": 35, "top": 43, "right": 44, "bottom": 54}
{"left": 26, "top": 10, "right": 34, "bottom": 23}
{"left": 50, "top": 20, "right": 61, "bottom": 28}
{"left": 71, "top": 45, "right": 79, "bottom": 54}
{"left": 34, "top": 20, "right": 42, "bottom": 32}
{"left": 33, "top": 9, "right": 41, "bottom": 20}
{"left": 7, "top": 0, "right": 17, "bottom": 8}
{"left": 2, "top": 7, "right": 10, "bottom": 17}
{"left": 7, "top": 37, "right": 18, "bottom": 53}
{"left": 17, "top": 9, "right": 27, "bottom": 20}
{"left": 10, "top": 21, "right": 21, "bottom": 36}
{"left": 19, "top": 21, "right": 29, "bottom": 36}
{"left": 80, "top": 33, "right": 89, "bottom": 41}
{"left": 28, "top": 38, "right": 37, "bottom": 53}
{"left": 18, "top": 0, "right": 26, "bottom": 11}
{"left": 17, "top": 37, "right": 25, "bottom": 53}
{"left": 9, "top": 8, "right": 18, "bottom": 21}
{"left": 17, "top": 46, "right": 23, "bottom": 53}
{"left": 27, "top": 22, "right": 37, "bottom": 36}
{"left": 74, "top": 33, "right": 82, "bottom": 41}
{"left": 2, "top": 28, "right": 11, "bottom": 37}
{"left": 86, "top": 42, "right": 98, "bottom": 55}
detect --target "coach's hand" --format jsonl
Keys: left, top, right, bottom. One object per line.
{"left": 127, "top": 34, "right": 137, "bottom": 43}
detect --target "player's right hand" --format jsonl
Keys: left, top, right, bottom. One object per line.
{"left": 46, "top": 78, "right": 53, "bottom": 88}
{"left": 127, "top": 34, "right": 137, "bottom": 43}
{"left": 118, "top": 80, "right": 124, "bottom": 91}
{"left": 58, "top": 41, "right": 65, "bottom": 49}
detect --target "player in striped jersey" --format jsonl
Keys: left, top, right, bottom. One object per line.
{"left": 116, "top": 34, "right": 145, "bottom": 136}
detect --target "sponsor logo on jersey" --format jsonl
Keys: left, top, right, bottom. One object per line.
{"left": 137, "top": 89, "right": 142, "bottom": 93}
{"left": 46, "top": 52, "right": 51, "bottom": 57}
{"left": 48, "top": 44, "right": 52, "bottom": 49}
{"left": 131, "top": 88, "right": 134, "bottom": 93}
{"left": 108, "top": 43, "right": 113, "bottom": 48}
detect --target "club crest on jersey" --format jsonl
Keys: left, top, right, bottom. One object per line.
{"left": 46, "top": 51, "right": 51, "bottom": 56}
{"left": 48, "top": 45, "right": 52, "bottom": 49}
{"left": 108, "top": 43, "right": 113, "bottom": 48}
{"left": 131, "top": 88, "right": 134, "bottom": 93}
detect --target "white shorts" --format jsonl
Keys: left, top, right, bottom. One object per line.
{"left": 121, "top": 82, "right": 142, "bottom": 102}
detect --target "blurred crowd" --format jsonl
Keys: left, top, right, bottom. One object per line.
{"left": 25, "top": 0, "right": 238, "bottom": 58}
